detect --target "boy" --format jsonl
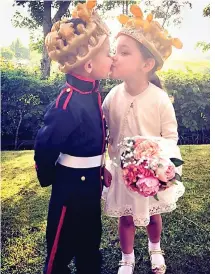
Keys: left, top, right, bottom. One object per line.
{"left": 34, "top": 1, "right": 112, "bottom": 273}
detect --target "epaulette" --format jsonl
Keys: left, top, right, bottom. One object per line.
{"left": 55, "top": 87, "right": 73, "bottom": 110}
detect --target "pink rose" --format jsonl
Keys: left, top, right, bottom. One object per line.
{"left": 123, "top": 165, "right": 139, "bottom": 186}
{"left": 134, "top": 138, "right": 146, "bottom": 148}
{"left": 166, "top": 165, "right": 175, "bottom": 180}
{"left": 137, "top": 163, "right": 154, "bottom": 178}
{"left": 136, "top": 177, "right": 160, "bottom": 197}
{"left": 155, "top": 158, "right": 175, "bottom": 183}
{"left": 134, "top": 140, "right": 160, "bottom": 160}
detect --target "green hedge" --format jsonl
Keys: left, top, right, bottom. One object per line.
{"left": 162, "top": 70, "right": 210, "bottom": 144}
{"left": 1, "top": 64, "right": 65, "bottom": 149}
{"left": 1, "top": 65, "right": 210, "bottom": 149}
{"left": 162, "top": 70, "right": 210, "bottom": 132}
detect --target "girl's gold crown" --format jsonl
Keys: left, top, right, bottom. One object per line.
{"left": 45, "top": 0, "right": 109, "bottom": 73}
{"left": 117, "top": 4, "right": 183, "bottom": 69}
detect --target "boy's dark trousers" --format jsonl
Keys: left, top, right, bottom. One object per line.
{"left": 43, "top": 164, "right": 103, "bottom": 274}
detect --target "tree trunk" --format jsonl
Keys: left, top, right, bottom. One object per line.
{"left": 14, "top": 111, "right": 23, "bottom": 150}
{"left": 162, "top": 1, "right": 171, "bottom": 28}
{"left": 41, "top": 44, "right": 51, "bottom": 80}
{"left": 40, "top": 1, "right": 71, "bottom": 79}
{"left": 41, "top": 1, "right": 52, "bottom": 79}
{"left": 125, "top": 0, "right": 128, "bottom": 15}
{"left": 52, "top": 1, "right": 71, "bottom": 23}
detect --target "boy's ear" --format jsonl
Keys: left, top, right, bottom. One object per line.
{"left": 84, "top": 59, "right": 93, "bottom": 73}
{"left": 142, "top": 58, "right": 156, "bottom": 73}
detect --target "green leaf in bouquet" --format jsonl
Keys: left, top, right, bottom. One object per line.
{"left": 170, "top": 158, "right": 184, "bottom": 167}
{"left": 175, "top": 173, "right": 182, "bottom": 182}
{"left": 171, "top": 180, "right": 178, "bottom": 185}
{"left": 154, "top": 194, "right": 159, "bottom": 201}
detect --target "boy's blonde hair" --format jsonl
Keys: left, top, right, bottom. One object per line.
{"left": 45, "top": 0, "right": 109, "bottom": 73}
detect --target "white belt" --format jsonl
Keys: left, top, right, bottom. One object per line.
{"left": 57, "top": 153, "right": 104, "bottom": 168}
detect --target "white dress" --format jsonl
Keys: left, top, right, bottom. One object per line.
{"left": 102, "top": 82, "right": 185, "bottom": 226}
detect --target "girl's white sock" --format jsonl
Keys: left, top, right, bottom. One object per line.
{"left": 148, "top": 239, "right": 165, "bottom": 267}
{"left": 118, "top": 250, "right": 135, "bottom": 274}
{"left": 122, "top": 250, "right": 135, "bottom": 263}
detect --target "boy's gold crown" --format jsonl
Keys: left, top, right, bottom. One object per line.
{"left": 71, "top": 0, "right": 109, "bottom": 35}
{"left": 45, "top": 0, "right": 109, "bottom": 73}
{"left": 117, "top": 4, "right": 183, "bottom": 69}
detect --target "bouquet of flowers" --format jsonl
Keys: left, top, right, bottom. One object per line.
{"left": 119, "top": 136, "right": 184, "bottom": 200}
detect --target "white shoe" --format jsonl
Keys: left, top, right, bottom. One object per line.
{"left": 117, "top": 261, "right": 135, "bottom": 274}
{"left": 149, "top": 250, "right": 166, "bottom": 274}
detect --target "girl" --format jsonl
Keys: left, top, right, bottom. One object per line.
{"left": 103, "top": 5, "right": 185, "bottom": 274}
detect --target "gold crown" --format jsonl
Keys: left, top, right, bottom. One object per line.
{"left": 117, "top": 4, "right": 183, "bottom": 69}
{"left": 45, "top": 0, "right": 109, "bottom": 73}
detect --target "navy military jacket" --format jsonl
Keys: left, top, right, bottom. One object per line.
{"left": 34, "top": 73, "right": 107, "bottom": 187}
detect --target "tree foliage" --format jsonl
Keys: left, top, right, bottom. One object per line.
{"left": 1, "top": 48, "right": 15, "bottom": 60}
{"left": 10, "top": 38, "right": 30, "bottom": 59}
{"left": 144, "top": 0, "right": 192, "bottom": 27}
{"left": 195, "top": 42, "right": 210, "bottom": 53}
{"left": 203, "top": 4, "right": 210, "bottom": 17}
{"left": 1, "top": 39, "right": 29, "bottom": 61}
{"left": 195, "top": 4, "right": 210, "bottom": 53}
{"left": 13, "top": 1, "right": 77, "bottom": 78}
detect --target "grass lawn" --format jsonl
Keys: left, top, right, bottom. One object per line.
{"left": 1, "top": 145, "right": 210, "bottom": 274}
